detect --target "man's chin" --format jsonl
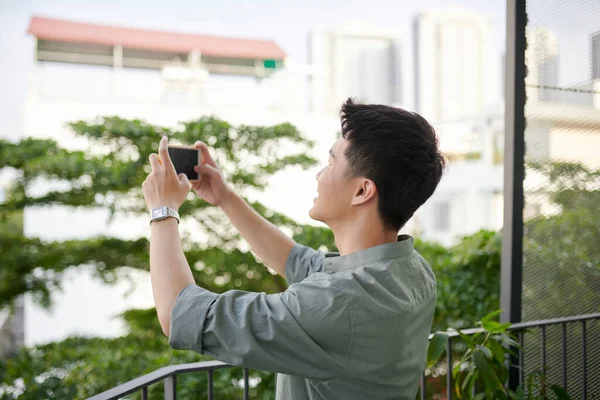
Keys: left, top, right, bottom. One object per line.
{"left": 308, "top": 206, "right": 322, "bottom": 222}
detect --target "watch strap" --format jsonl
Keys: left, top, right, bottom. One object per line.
{"left": 150, "top": 206, "right": 180, "bottom": 225}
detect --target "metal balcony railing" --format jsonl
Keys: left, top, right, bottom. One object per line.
{"left": 420, "top": 312, "right": 600, "bottom": 400}
{"left": 88, "top": 312, "right": 600, "bottom": 400}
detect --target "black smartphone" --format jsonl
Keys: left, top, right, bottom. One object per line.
{"left": 167, "top": 145, "right": 202, "bottom": 181}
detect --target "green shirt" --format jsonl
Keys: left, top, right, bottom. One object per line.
{"left": 169, "top": 235, "right": 436, "bottom": 399}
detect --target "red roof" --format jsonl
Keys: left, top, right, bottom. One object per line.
{"left": 28, "top": 16, "right": 286, "bottom": 60}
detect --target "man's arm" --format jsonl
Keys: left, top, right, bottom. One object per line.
{"left": 168, "top": 280, "right": 350, "bottom": 379}
{"left": 149, "top": 218, "right": 194, "bottom": 336}
{"left": 219, "top": 191, "right": 295, "bottom": 278}
{"left": 142, "top": 136, "right": 197, "bottom": 336}
{"left": 192, "top": 141, "right": 296, "bottom": 277}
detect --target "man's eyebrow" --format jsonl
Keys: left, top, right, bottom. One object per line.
{"left": 329, "top": 148, "right": 335, "bottom": 158}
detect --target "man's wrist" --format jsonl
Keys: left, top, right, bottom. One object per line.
{"left": 150, "top": 206, "right": 180, "bottom": 225}
{"left": 218, "top": 189, "right": 236, "bottom": 210}
{"left": 150, "top": 217, "right": 179, "bottom": 227}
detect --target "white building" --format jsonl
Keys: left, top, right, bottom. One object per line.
{"left": 22, "top": 16, "right": 339, "bottom": 346}
{"left": 413, "top": 6, "right": 497, "bottom": 124}
{"left": 309, "top": 24, "right": 403, "bottom": 114}
{"left": 525, "top": 27, "right": 560, "bottom": 103}
{"left": 407, "top": 91, "right": 600, "bottom": 247}
{"left": 405, "top": 104, "right": 505, "bottom": 247}
{"left": 593, "top": 31, "right": 600, "bottom": 81}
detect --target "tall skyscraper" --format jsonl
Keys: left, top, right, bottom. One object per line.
{"left": 591, "top": 31, "right": 600, "bottom": 80}
{"left": 309, "top": 25, "right": 402, "bottom": 114}
{"left": 414, "top": 7, "right": 495, "bottom": 123}
{"left": 525, "top": 27, "right": 560, "bottom": 103}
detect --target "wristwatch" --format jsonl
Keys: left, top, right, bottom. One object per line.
{"left": 150, "top": 206, "right": 180, "bottom": 225}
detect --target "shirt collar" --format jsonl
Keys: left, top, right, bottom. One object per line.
{"left": 323, "top": 234, "right": 414, "bottom": 273}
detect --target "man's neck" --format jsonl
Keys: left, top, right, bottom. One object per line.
{"left": 331, "top": 215, "right": 398, "bottom": 256}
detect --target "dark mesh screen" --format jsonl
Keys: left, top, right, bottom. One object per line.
{"left": 523, "top": 0, "right": 600, "bottom": 396}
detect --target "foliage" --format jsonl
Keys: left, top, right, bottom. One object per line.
{"left": 416, "top": 230, "right": 502, "bottom": 332}
{"left": 427, "top": 310, "right": 572, "bottom": 400}
{"left": 0, "top": 308, "right": 276, "bottom": 400}
{"left": 0, "top": 116, "right": 327, "bottom": 398}
{"left": 523, "top": 161, "right": 600, "bottom": 320}
{"left": 0, "top": 116, "right": 324, "bottom": 309}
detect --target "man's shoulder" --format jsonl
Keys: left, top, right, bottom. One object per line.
{"left": 327, "top": 252, "right": 436, "bottom": 315}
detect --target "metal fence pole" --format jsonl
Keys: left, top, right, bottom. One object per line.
{"left": 446, "top": 337, "right": 453, "bottom": 399}
{"left": 582, "top": 320, "right": 587, "bottom": 400}
{"left": 243, "top": 368, "right": 250, "bottom": 400}
{"left": 164, "top": 375, "right": 176, "bottom": 400}
{"left": 502, "top": 0, "right": 527, "bottom": 390}
{"left": 208, "top": 370, "right": 214, "bottom": 400}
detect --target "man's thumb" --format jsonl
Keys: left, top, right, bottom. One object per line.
{"left": 195, "top": 164, "right": 219, "bottom": 177}
{"left": 178, "top": 173, "right": 190, "bottom": 187}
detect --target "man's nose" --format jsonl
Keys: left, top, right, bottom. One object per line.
{"left": 316, "top": 167, "right": 325, "bottom": 181}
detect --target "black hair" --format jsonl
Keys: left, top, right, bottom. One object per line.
{"left": 340, "top": 98, "right": 445, "bottom": 231}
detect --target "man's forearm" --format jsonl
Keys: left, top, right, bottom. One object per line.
{"left": 219, "top": 191, "right": 295, "bottom": 277}
{"left": 150, "top": 218, "right": 195, "bottom": 336}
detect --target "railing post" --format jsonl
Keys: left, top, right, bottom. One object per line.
{"left": 518, "top": 332, "right": 525, "bottom": 384}
{"left": 502, "top": 0, "right": 527, "bottom": 392}
{"left": 164, "top": 375, "right": 177, "bottom": 400}
{"left": 420, "top": 374, "right": 426, "bottom": 399}
{"left": 208, "top": 370, "right": 214, "bottom": 400}
{"left": 562, "top": 323, "right": 568, "bottom": 391}
{"left": 243, "top": 368, "right": 250, "bottom": 400}
{"left": 582, "top": 320, "right": 587, "bottom": 400}
{"left": 541, "top": 326, "right": 547, "bottom": 375}
{"left": 447, "top": 337, "right": 453, "bottom": 400}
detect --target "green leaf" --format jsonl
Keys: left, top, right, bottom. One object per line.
{"left": 551, "top": 385, "right": 572, "bottom": 400}
{"left": 480, "top": 309, "right": 504, "bottom": 326}
{"left": 473, "top": 349, "right": 503, "bottom": 391}
{"left": 473, "top": 393, "right": 486, "bottom": 400}
{"left": 488, "top": 340, "right": 506, "bottom": 364}
{"left": 497, "top": 390, "right": 509, "bottom": 400}
{"left": 483, "top": 320, "right": 512, "bottom": 333}
{"left": 457, "top": 329, "right": 476, "bottom": 348}
{"left": 426, "top": 332, "right": 449, "bottom": 368}
{"left": 500, "top": 335, "right": 521, "bottom": 349}
{"left": 461, "top": 368, "right": 476, "bottom": 393}
{"left": 477, "top": 345, "right": 493, "bottom": 360}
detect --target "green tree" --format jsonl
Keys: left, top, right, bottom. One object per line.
{"left": 523, "top": 161, "right": 600, "bottom": 319}
{"left": 0, "top": 116, "right": 336, "bottom": 398}
{"left": 0, "top": 116, "right": 333, "bottom": 307}
{"left": 417, "top": 230, "right": 502, "bottom": 332}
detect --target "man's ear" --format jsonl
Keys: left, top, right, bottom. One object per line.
{"left": 352, "top": 179, "right": 377, "bottom": 206}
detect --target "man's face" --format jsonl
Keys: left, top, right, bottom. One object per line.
{"left": 309, "top": 138, "right": 358, "bottom": 225}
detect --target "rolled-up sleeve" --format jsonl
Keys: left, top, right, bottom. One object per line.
{"left": 168, "top": 277, "right": 350, "bottom": 380}
{"left": 285, "top": 244, "right": 325, "bottom": 284}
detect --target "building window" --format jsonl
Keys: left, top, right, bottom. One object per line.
{"left": 433, "top": 202, "right": 450, "bottom": 232}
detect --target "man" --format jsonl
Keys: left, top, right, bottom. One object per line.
{"left": 142, "top": 99, "right": 445, "bottom": 399}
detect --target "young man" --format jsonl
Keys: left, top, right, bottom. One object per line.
{"left": 142, "top": 99, "right": 445, "bottom": 399}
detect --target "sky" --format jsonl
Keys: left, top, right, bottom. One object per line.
{"left": 0, "top": 0, "right": 506, "bottom": 141}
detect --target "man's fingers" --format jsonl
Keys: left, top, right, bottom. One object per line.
{"left": 158, "top": 136, "right": 176, "bottom": 174}
{"left": 149, "top": 154, "right": 161, "bottom": 172}
{"left": 195, "top": 163, "right": 220, "bottom": 178}
{"left": 194, "top": 141, "right": 218, "bottom": 168}
{"left": 178, "top": 173, "right": 190, "bottom": 188}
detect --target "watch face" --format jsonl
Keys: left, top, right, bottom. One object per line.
{"left": 152, "top": 208, "right": 166, "bottom": 218}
